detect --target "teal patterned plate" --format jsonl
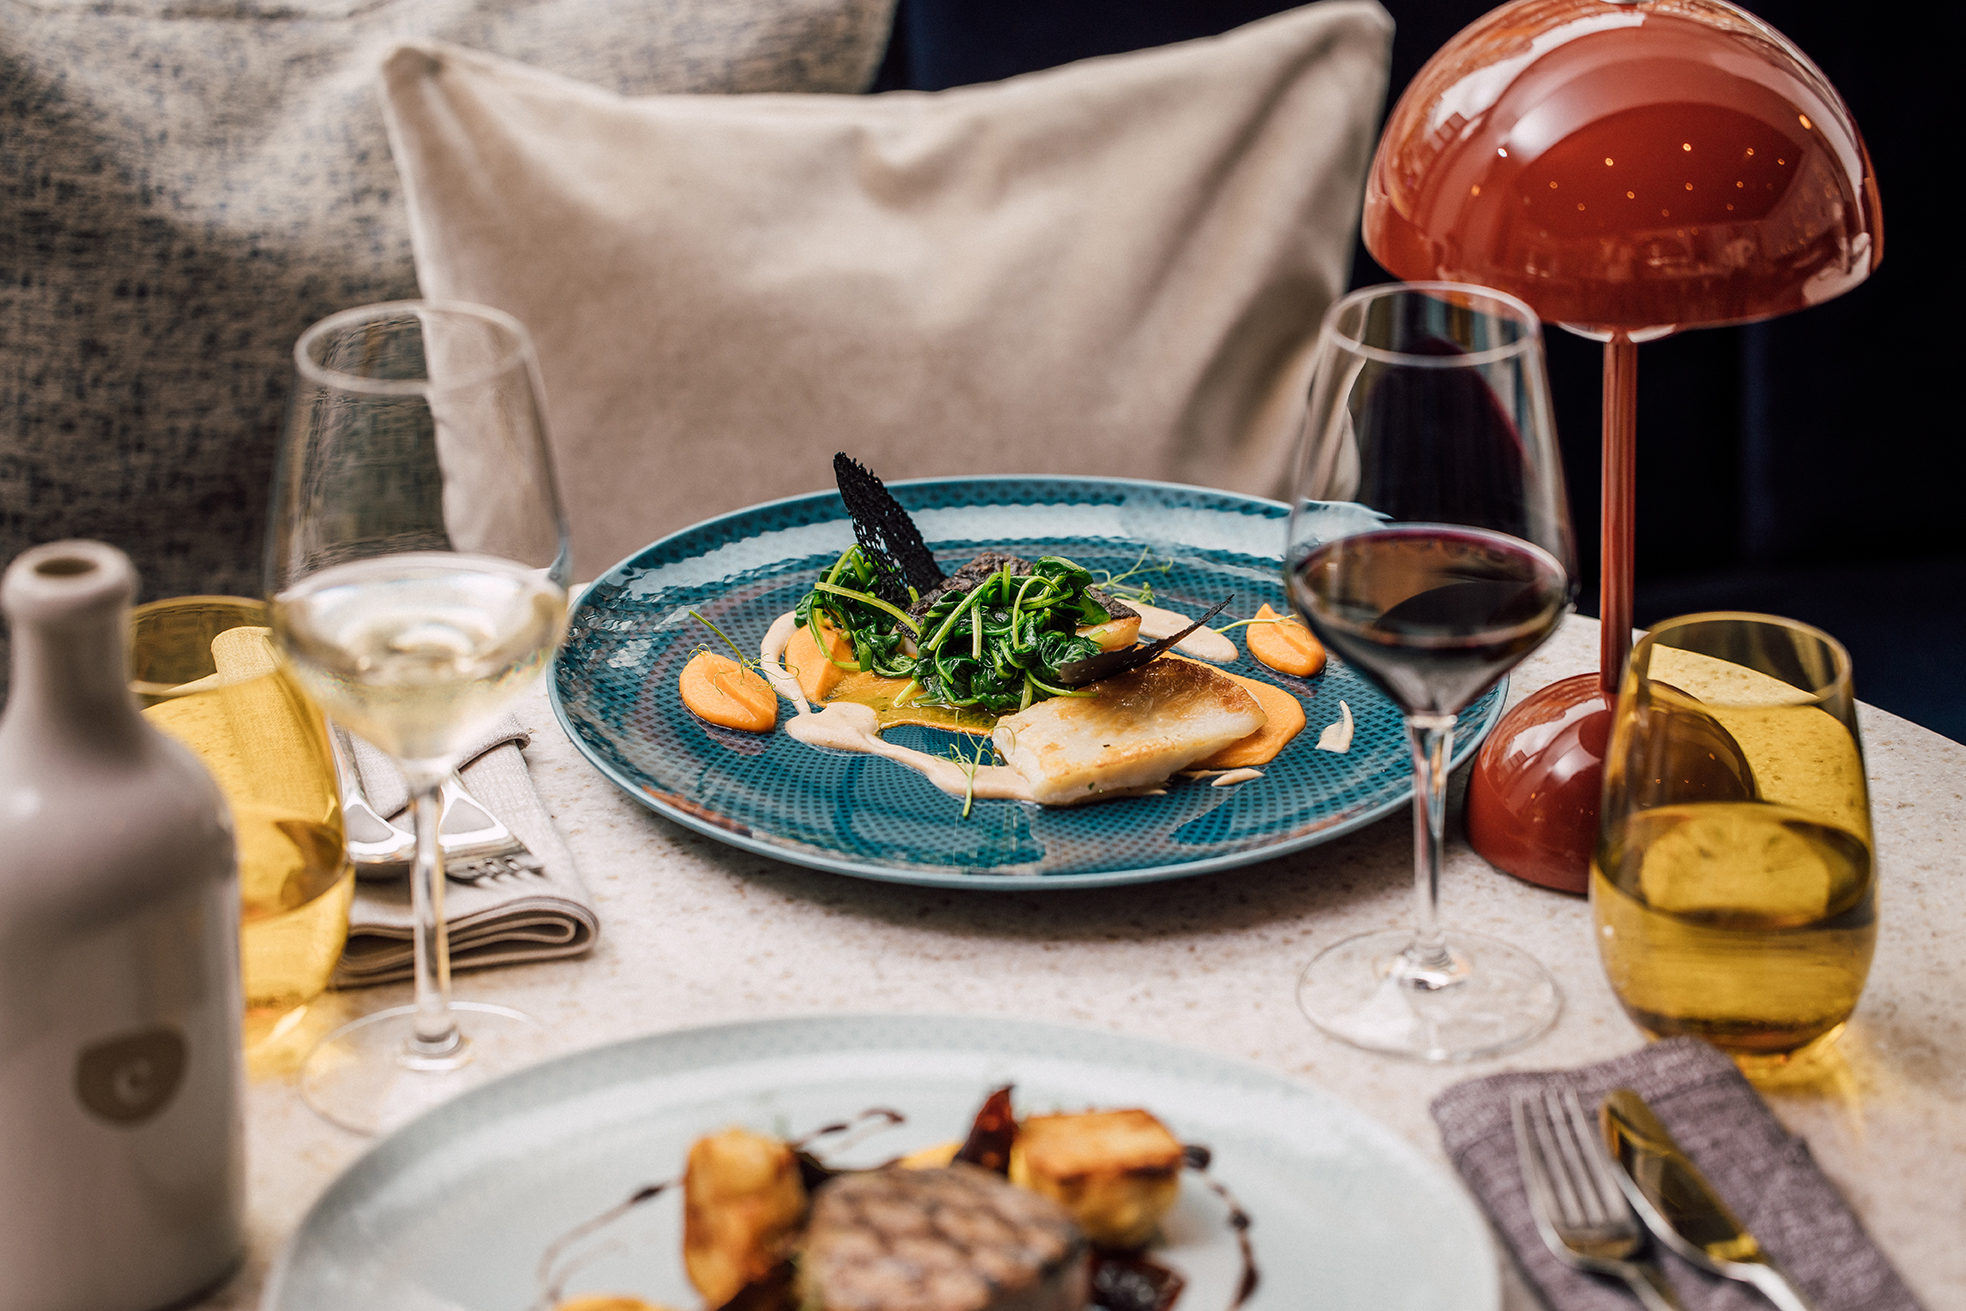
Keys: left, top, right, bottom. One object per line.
{"left": 551, "top": 477, "right": 1504, "bottom": 889}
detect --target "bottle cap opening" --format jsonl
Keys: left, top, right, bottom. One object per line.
{"left": 3, "top": 541, "right": 139, "bottom": 626}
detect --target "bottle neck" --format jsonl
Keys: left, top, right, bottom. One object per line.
{"left": 2, "top": 606, "right": 149, "bottom": 757}
{"left": 0, "top": 544, "right": 150, "bottom": 760}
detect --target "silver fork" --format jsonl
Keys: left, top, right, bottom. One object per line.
{"left": 1514, "top": 1088, "right": 1687, "bottom": 1311}
{"left": 432, "top": 774, "right": 544, "bottom": 883}
{"left": 330, "top": 727, "right": 542, "bottom": 883}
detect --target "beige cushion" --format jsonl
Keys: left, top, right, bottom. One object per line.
{"left": 381, "top": 2, "right": 1393, "bottom": 578}
{"left": 0, "top": 0, "right": 894, "bottom": 698}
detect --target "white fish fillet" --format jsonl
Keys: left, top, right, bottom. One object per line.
{"left": 993, "top": 659, "right": 1266, "bottom": 806}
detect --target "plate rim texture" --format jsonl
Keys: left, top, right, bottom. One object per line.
{"left": 550, "top": 476, "right": 1506, "bottom": 889}
{"left": 262, "top": 1013, "right": 1501, "bottom": 1311}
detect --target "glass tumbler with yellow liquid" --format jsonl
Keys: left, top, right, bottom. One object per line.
{"left": 129, "top": 597, "right": 353, "bottom": 1052}
{"left": 1593, "top": 613, "right": 1875, "bottom": 1075}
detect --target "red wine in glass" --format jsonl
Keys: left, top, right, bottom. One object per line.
{"left": 1289, "top": 527, "right": 1569, "bottom": 717}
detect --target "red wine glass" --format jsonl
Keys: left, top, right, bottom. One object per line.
{"left": 1287, "top": 283, "right": 1575, "bottom": 1060}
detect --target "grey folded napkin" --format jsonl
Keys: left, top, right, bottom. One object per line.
{"left": 1431, "top": 1037, "right": 1922, "bottom": 1311}
{"left": 331, "top": 717, "right": 599, "bottom": 987}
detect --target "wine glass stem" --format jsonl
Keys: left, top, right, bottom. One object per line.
{"left": 1405, "top": 714, "right": 1457, "bottom": 976}
{"left": 407, "top": 781, "right": 460, "bottom": 1055}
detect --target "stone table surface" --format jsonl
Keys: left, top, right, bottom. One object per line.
{"left": 197, "top": 616, "right": 1965, "bottom": 1310}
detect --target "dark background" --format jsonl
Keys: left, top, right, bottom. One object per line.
{"left": 870, "top": 0, "right": 1962, "bottom": 743}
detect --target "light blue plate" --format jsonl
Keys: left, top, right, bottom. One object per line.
{"left": 263, "top": 1015, "right": 1499, "bottom": 1311}
{"left": 551, "top": 477, "right": 1504, "bottom": 889}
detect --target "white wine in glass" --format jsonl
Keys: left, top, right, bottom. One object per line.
{"left": 1287, "top": 283, "right": 1575, "bottom": 1061}
{"left": 268, "top": 300, "right": 571, "bottom": 1133}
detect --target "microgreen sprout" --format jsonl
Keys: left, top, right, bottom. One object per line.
{"left": 1212, "top": 614, "right": 1299, "bottom": 636}
{"left": 687, "top": 610, "right": 761, "bottom": 669}
{"left": 1092, "top": 547, "right": 1173, "bottom": 604}
{"left": 943, "top": 735, "right": 998, "bottom": 819}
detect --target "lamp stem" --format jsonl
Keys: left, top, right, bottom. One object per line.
{"left": 1600, "top": 336, "right": 1638, "bottom": 697}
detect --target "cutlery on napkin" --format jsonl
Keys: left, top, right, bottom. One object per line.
{"left": 1603, "top": 1088, "right": 1820, "bottom": 1311}
{"left": 1432, "top": 1037, "right": 1924, "bottom": 1311}
{"left": 330, "top": 718, "right": 598, "bottom": 987}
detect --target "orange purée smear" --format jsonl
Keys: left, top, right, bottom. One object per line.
{"left": 1174, "top": 655, "right": 1307, "bottom": 768}
{"left": 679, "top": 652, "right": 776, "bottom": 732}
{"left": 1246, "top": 602, "right": 1326, "bottom": 677}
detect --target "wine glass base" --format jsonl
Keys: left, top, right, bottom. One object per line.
{"left": 1297, "top": 929, "right": 1560, "bottom": 1062}
{"left": 299, "top": 1001, "right": 546, "bottom": 1136}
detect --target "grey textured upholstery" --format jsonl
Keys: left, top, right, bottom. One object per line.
{"left": 0, "top": 0, "right": 894, "bottom": 697}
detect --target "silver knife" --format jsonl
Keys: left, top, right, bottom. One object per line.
{"left": 1600, "top": 1088, "right": 1821, "bottom": 1311}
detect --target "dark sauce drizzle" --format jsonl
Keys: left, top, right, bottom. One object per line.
{"left": 1202, "top": 1170, "right": 1260, "bottom": 1309}
{"left": 1092, "top": 1252, "right": 1187, "bottom": 1311}
{"left": 532, "top": 1103, "right": 1259, "bottom": 1311}
{"left": 1087, "top": 1143, "right": 1255, "bottom": 1311}
{"left": 534, "top": 1178, "right": 676, "bottom": 1310}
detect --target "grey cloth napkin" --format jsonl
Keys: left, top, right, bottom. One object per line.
{"left": 332, "top": 717, "right": 599, "bottom": 987}
{"left": 1431, "top": 1037, "right": 1923, "bottom": 1311}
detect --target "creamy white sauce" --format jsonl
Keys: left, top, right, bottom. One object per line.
{"left": 1316, "top": 700, "right": 1354, "bottom": 753}
{"left": 1209, "top": 768, "right": 1264, "bottom": 787}
{"left": 1180, "top": 767, "right": 1265, "bottom": 787}
{"left": 761, "top": 612, "right": 1035, "bottom": 803}
{"left": 1134, "top": 603, "right": 1238, "bottom": 662}
{"left": 759, "top": 611, "right": 809, "bottom": 712}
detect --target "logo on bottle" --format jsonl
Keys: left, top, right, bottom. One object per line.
{"left": 74, "top": 1027, "right": 187, "bottom": 1125}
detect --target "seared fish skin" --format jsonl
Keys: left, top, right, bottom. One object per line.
{"left": 993, "top": 659, "right": 1266, "bottom": 806}
{"left": 802, "top": 1164, "right": 1090, "bottom": 1311}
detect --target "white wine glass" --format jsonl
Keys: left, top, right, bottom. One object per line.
{"left": 267, "top": 300, "right": 571, "bottom": 1132}
{"left": 1287, "top": 283, "right": 1575, "bottom": 1060}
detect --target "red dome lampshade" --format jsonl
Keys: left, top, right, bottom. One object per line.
{"left": 1360, "top": 0, "right": 1882, "bottom": 891}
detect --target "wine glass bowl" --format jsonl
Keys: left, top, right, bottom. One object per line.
{"left": 1288, "top": 283, "right": 1574, "bottom": 1061}
{"left": 268, "top": 300, "right": 571, "bottom": 1133}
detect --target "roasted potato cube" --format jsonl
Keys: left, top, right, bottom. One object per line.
{"left": 897, "top": 1138, "right": 961, "bottom": 1169}
{"left": 682, "top": 1128, "right": 807, "bottom": 1305}
{"left": 1008, "top": 1109, "right": 1184, "bottom": 1249}
{"left": 786, "top": 614, "right": 854, "bottom": 703}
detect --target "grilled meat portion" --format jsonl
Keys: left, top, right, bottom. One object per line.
{"left": 801, "top": 1164, "right": 1090, "bottom": 1311}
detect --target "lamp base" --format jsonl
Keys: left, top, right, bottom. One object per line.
{"left": 1465, "top": 673, "right": 1611, "bottom": 894}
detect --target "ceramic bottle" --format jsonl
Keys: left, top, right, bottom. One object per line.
{"left": 0, "top": 541, "right": 244, "bottom": 1311}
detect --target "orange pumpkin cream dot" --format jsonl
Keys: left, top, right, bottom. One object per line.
{"left": 679, "top": 651, "right": 777, "bottom": 732}
{"left": 1245, "top": 602, "right": 1325, "bottom": 677}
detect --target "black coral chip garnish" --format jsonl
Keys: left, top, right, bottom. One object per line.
{"left": 833, "top": 453, "right": 946, "bottom": 605}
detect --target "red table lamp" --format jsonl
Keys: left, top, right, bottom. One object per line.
{"left": 1362, "top": 0, "right": 1882, "bottom": 891}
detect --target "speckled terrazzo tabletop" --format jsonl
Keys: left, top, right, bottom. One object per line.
{"left": 193, "top": 615, "right": 1965, "bottom": 1310}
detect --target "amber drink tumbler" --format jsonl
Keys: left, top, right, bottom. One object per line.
{"left": 130, "top": 597, "right": 353, "bottom": 1054}
{"left": 1593, "top": 613, "right": 1876, "bottom": 1076}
